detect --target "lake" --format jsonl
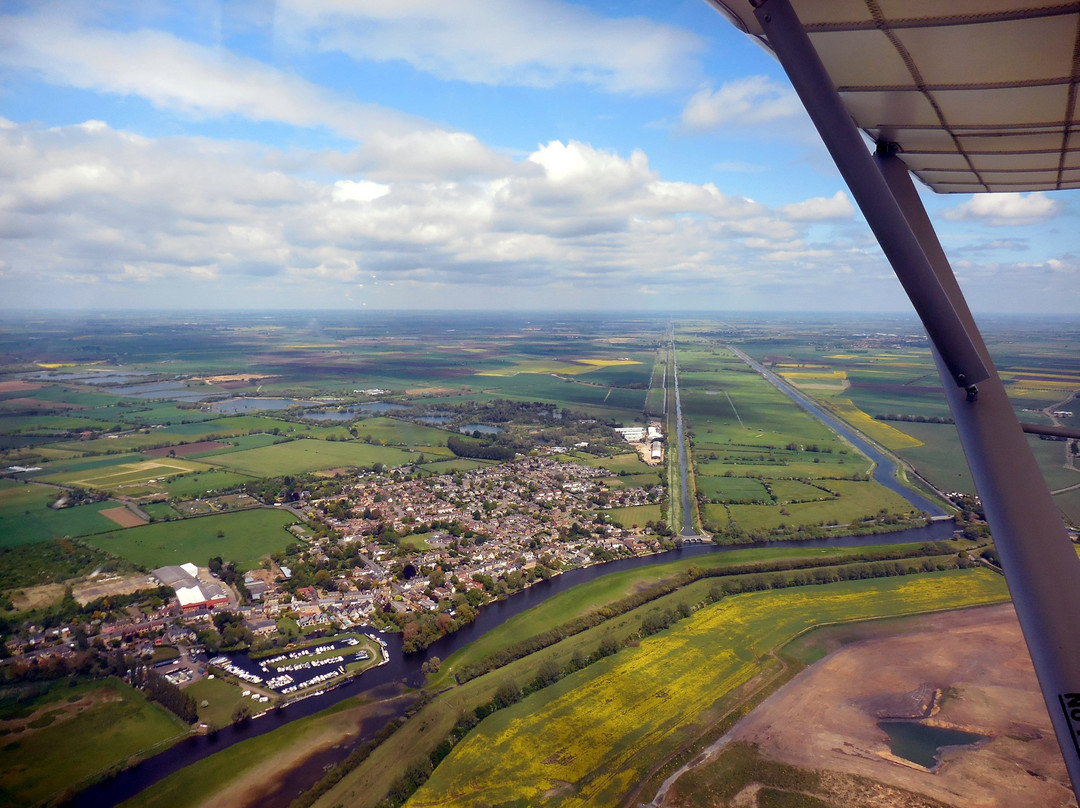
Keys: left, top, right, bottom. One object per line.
{"left": 878, "top": 720, "right": 986, "bottom": 768}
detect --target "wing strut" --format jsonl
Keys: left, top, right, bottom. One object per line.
{"left": 752, "top": 0, "right": 1080, "bottom": 794}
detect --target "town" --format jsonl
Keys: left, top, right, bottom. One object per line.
{"left": 4, "top": 454, "right": 670, "bottom": 698}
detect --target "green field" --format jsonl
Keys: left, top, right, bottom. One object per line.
{"left": 204, "top": 439, "right": 416, "bottom": 476}
{"left": 41, "top": 457, "right": 213, "bottom": 493}
{"left": 121, "top": 692, "right": 410, "bottom": 808}
{"left": 0, "top": 678, "right": 189, "bottom": 806}
{"left": 159, "top": 468, "right": 258, "bottom": 498}
{"left": 83, "top": 508, "right": 299, "bottom": 569}
{"left": 348, "top": 417, "right": 456, "bottom": 446}
{"left": 185, "top": 677, "right": 245, "bottom": 729}
{"left": 413, "top": 570, "right": 1009, "bottom": 808}
{"left": 0, "top": 480, "right": 132, "bottom": 546}
{"left": 604, "top": 503, "right": 661, "bottom": 527}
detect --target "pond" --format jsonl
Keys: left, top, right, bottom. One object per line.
{"left": 302, "top": 402, "right": 412, "bottom": 421}
{"left": 460, "top": 423, "right": 500, "bottom": 435}
{"left": 878, "top": 720, "right": 986, "bottom": 768}
{"left": 210, "top": 397, "right": 311, "bottom": 413}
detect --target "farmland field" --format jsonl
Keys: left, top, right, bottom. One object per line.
{"left": 0, "top": 480, "right": 133, "bottom": 546}
{"left": 204, "top": 439, "right": 416, "bottom": 477}
{"left": 604, "top": 503, "right": 661, "bottom": 527}
{"left": 40, "top": 457, "right": 212, "bottom": 492}
{"left": 412, "top": 570, "right": 1009, "bottom": 808}
{"left": 0, "top": 678, "right": 188, "bottom": 806}
{"left": 82, "top": 508, "right": 299, "bottom": 569}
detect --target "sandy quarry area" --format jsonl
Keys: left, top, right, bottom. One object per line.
{"left": 722, "top": 604, "right": 1076, "bottom": 808}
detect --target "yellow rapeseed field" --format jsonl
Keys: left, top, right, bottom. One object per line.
{"left": 826, "top": 398, "right": 923, "bottom": 450}
{"left": 778, "top": 370, "right": 847, "bottom": 380}
{"left": 478, "top": 358, "right": 640, "bottom": 376}
{"left": 410, "top": 571, "right": 1008, "bottom": 808}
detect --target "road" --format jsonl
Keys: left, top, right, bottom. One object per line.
{"left": 669, "top": 338, "right": 700, "bottom": 539}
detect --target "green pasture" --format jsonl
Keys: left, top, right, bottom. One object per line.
{"left": 0, "top": 480, "right": 129, "bottom": 546}
{"left": 462, "top": 373, "right": 644, "bottom": 422}
{"left": 604, "top": 504, "right": 661, "bottom": 527}
{"left": 727, "top": 480, "right": 916, "bottom": 532}
{"left": 413, "top": 570, "right": 1009, "bottom": 808}
{"left": 0, "top": 678, "right": 188, "bottom": 807}
{"left": 4, "top": 385, "right": 119, "bottom": 409}
{"left": 578, "top": 452, "right": 654, "bottom": 476}
{"left": 1054, "top": 488, "right": 1080, "bottom": 525}
{"left": 1025, "top": 435, "right": 1080, "bottom": 491}
{"left": 178, "top": 432, "right": 283, "bottom": 455}
{"left": 350, "top": 416, "right": 455, "bottom": 446}
{"left": 41, "top": 457, "right": 213, "bottom": 493}
{"left": 622, "top": 472, "right": 664, "bottom": 488}
{"left": 701, "top": 503, "right": 730, "bottom": 529}
{"left": 695, "top": 476, "right": 768, "bottom": 502}
{"left": 30, "top": 452, "right": 145, "bottom": 479}
{"left": 895, "top": 421, "right": 974, "bottom": 494}
{"left": 421, "top": 458, "right": 493, "bottom": 474}
{"left": 0, "top": 415, "right": 113, "bottom": 434}
{"left": 186, "top": 677, "right": 245, "bottom": 729}
{"left": 142, "top": 502, "right": 182, "bottom": 521}
{"left": 114, "top": 403, "right": 221, "bottom": 425}
{"left": 160, "top": 469, "right": 258, "bottom": 498}
{"left": 83, "top": 508, "right": 298, "bottom": 569}
{"left": 768, "top": 479, "right": 834, "bottom": 503}
{"left": 203, "top": 439, "right": 415, "bottom": 477}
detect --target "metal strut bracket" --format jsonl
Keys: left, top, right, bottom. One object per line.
{"left": 753, "top": 0, "right": 989, "bottom": 392}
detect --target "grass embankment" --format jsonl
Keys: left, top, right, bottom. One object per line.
{"left": 0, "top": 678, "right": 189, "bottom": 806}
{"left": 120, "top": 693, "right": 412, "bottom": 808}
{"left": 410, "top": 570, "right": 1008, "bottom": 808}
{"left": 429, "top": 541, "right": 966, "bottom": 690}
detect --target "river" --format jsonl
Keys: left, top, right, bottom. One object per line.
{"left": 74, "top": 517, "right": 959, "bottom": 807}
{"left": 726, "top": 345, "right": 947, "bottom": 517}
{"left": 75, "top": 347, "right": 952, "bottom": 807}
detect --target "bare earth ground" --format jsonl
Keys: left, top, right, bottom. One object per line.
{"left": 197, "top": 688, "right": 414, "bottom": 808}
{"left": 73, "top": 573, "right": 156, "bottom": 605}
{"left": 664, "top": 604, "right": 1075, "bottom": 808}
{"left": 99, "top": 506, "right": 148, "bottom": 528}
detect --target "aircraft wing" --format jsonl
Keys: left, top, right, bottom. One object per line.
{"left": 704, "top": 1, "right": 1080, "bottom": 797}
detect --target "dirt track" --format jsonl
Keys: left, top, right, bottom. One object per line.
{"left": 706, "top": 604, "right": 1076, "bottom": 807}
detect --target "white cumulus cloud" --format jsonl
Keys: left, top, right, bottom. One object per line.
{"left": 680, "top": 76, "right": 802, "bottom": 132}
{"left": 780, "top": 191, "right": 855, "bottom": 222}
{"left": 276, "top": 0, "right": 702, "bottom": 93}
{"left": 943, "top": 192, "right": 1062, "bottom": 225}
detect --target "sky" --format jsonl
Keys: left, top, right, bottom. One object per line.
{"left": 0, "top": 0, "right": 1077, "bottom": 314}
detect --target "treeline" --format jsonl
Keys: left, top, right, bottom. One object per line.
{"left": 446, "top": 434, "right": 515, "bottom": 461}
{"left": 0, "top": 538, "right": 130, "bottom": 591}
{"left": 876, "top": 413, "right": 954, "bottom": 424}
{"left": 131, "top": 665, "right": 198, "bottom": 723}
{"left": 455, "top": 543, "right": 965, "bottom": 683}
